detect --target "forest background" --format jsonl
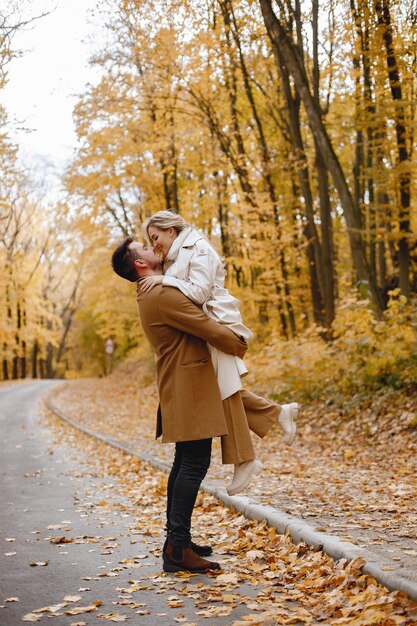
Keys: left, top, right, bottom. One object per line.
{"left": 1, "top": 0, "right": 417, "bottom": 405}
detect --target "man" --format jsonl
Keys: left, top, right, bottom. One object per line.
{"left": 111, "top": 237, "right": 294, "bottom": 574}
{"left": 112, "top": 238, "right": 247, "bottom": 573}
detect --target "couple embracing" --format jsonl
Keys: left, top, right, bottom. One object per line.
{"left": 111, "top": 210, "right": 298, "bottom": 575}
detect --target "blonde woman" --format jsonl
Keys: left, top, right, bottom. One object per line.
{"left": 140, "top": 210, "right": 298, "bottom": 495}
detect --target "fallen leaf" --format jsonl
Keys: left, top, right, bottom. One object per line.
{"left": 246, "top": 549, "right": 264, "bottom": 560}
{"left": 216, "top": 572, "right": 238, "bottom": 585}
{"left": 168, "top": 600, "right": 184, "bottom": 608}
{"left": 29, "top": 561, "right": 49, "bottom": 567}
{"left": 65, "top": 603, "right": 101, "bottom": 616}
{"left": 64, "top": 595, "right": 82, "bottom": 602}
{"left": 4, "top": 597, "right": 19, "bottom": 602}
{"left": 33, "top": 603, "right": 67, "bottom": 614}
{"left": 196, "top": 607, "right": 233, "bottom": 617}
{"left": 47, "top": 524, "right": 67, "bottom": 530}
{"left": 22, "top": 614, "right": 41, "bottom": 622}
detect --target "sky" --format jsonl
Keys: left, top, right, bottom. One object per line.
{"left": 1, "top": 0, "right": 105, "bottom": 200}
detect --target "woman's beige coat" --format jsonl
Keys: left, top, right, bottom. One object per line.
{"left": 136, "top": 282, "right": 247, "bottom": 443}
{"left": 162, "top": 227, "right": 252, "bottom": 400}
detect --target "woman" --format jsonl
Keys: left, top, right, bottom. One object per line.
{"left": 140, "top": 210, "right": 297, "bottom": 494}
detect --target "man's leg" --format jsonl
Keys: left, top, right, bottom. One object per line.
{"left": 164, "top": 438, "right": 221, "bottom": 573}
{"left": 165, "top": 442, "right": 213, "bottom": 556}
{"left": 166, "top": 443, "right": 183, "bottom": 531}
{"left": 168, "top": 438, "right": 212, "bottom": 547}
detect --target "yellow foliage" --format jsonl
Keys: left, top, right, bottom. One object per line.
{"left": 247, "top": 293, "right": 417, "bottom": 401}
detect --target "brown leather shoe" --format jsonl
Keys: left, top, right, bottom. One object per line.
{"left": 163, "top": 537, "right": 213, "bottom": 558}
{"left": 190, "top": 540, "right": 213, "bottom": 557}
{"left": 163, "top": 539, "right": 221, "bottom": 573}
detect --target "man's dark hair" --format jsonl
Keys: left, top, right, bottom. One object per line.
{"left": 111, "top": 236, "right": 141, "bottom": 282}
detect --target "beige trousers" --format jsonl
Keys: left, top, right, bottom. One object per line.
{"left": 221, "top": 389, "right": 280, "bottom": 464}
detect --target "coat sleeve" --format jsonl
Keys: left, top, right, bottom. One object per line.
{"left": 162, "top": 243, "right": 218, "bottom": 305}
{"left": 159, "top": 288, "right": 247, "bottom": 358}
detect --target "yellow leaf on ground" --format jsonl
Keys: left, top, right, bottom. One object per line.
{"left": 216, "top": 572, "right": 238, "bottom": 585}
{"left": 65, "top": 604, "right": 100, "bottom": 615}
{"left": 47, "top": 524, "right": 67, "bottom": 530}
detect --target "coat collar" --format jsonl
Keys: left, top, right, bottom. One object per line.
{"left": 166, "top": 227, "right": 203, "bottom": 261}
{"left": 182, "top": 228, "right": 204, "bottom": 247}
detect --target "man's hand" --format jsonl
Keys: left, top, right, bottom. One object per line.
{"left": 140, "top": 275, "right": 164, "bottom": 293}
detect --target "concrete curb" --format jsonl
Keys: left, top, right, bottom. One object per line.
{"left": 45, "top": 398, "right": 417, "bottom": 602}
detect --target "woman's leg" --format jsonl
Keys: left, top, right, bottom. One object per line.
{"left": 242, "top": 389, "right": 297, "bottom": 446}
{"left": 221, "top": 392, "right": 256, "bottom": 464}
{"left": 168, "top": 438, "right": 212, "bottom": 547}
{"left": 220, "top": 390, "right": 279, "bottom": 464}
{"left": 240, "top": 389, "right": 280, "bottom": 437}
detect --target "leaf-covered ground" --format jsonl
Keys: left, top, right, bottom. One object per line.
{"left": 34, "top": 402, "right": 417, "bottom": 625}
{"left": 49, "top": 355, "right": 417, "bottom": 592}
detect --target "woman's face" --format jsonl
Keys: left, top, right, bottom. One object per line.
{"left": 147, "top": 226, "right": 177, "bottom": 259}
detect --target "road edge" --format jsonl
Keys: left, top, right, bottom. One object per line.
{"left": 45, "top": 398, "right": 417, "bottom": 603}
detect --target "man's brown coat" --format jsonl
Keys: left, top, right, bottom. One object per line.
{"left": 136, "top": 283, "right": 247, "bottom": 443}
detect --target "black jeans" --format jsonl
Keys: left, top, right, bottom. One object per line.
{"left": 166, "top": 438, "right": 212, "bottom": 548}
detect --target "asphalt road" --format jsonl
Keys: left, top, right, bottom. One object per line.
{"left": 0, "top": 381, "right": 261, "bottom": 626}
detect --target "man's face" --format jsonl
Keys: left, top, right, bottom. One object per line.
{"left": 130, "top": 242, "right": 163, "bottom": 271}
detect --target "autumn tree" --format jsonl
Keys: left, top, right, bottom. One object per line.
{"left": 65, "top": 0, "right": 417, "bottom": 362}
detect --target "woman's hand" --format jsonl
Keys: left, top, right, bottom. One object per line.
{"left": 140, "top": 275, "right": 164, "bottom": 293}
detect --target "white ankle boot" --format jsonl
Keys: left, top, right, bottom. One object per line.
{"left": 278, "top": 403, "right": 298, "bottom": 446}
{"left": 226, "top": 459, "right": 264, "bottom": 496}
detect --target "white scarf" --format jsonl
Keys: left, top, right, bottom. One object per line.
{"left": 165, "top": 226, "right": 193, "bottom": 262}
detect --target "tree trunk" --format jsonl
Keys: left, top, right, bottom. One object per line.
{"left": 20, "top": 343, "right": 26, "bottom": 379}
{"left": 375, "top": 0, "right": 411, "bottom": 297}
{"left": 46, "top": 341, "right": 54, "bottom": 378}
{"left": 375, "top": 131, "right": 389, "bottom": 285}
{"left": 259, "top": 0, "right": 384, "bottom": 314}
{"left": 312, "top": 0, "right": 335, "bottom": 327}
{"left": 12, "top": 355, "right": 18, "bottom": 379}
{"left": 222, "top": 0, "right": 296, "bottom": 335}
{"left": 2, "top": 353, "right": 9, "bottom": 380}
{"left": 32, "top": 341, "right": 39, "bottom": 379}
{"left": 273, "top": 41, "right": 327, "bottom": 326}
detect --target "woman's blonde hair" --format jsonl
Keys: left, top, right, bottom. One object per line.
{"left": 142, "top": 211, "right": 189, "bottom": 242}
